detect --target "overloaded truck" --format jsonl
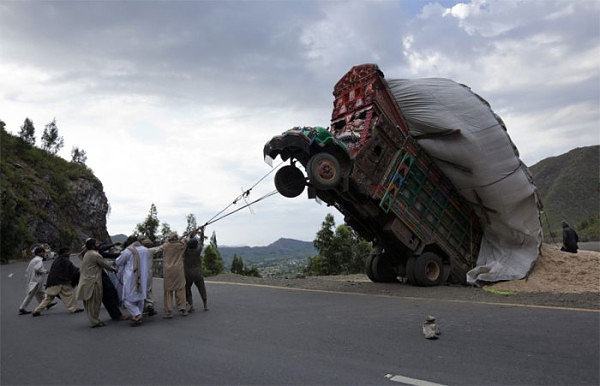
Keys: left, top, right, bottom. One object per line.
{"left": 263, "top": 64, "right": 483, "bottom": 286}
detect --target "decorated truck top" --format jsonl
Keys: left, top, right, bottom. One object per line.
{"left": 264, "top": 64, "right": 483, "bottom": 286}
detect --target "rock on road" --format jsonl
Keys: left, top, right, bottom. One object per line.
{"left": 1, "top": 262, "right": 598, "bottom": 385}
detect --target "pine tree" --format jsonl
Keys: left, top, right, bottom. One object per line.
{"left": 41, "top": 119, "right": 64, "bottom": 154}
{"left": 70, "top": 146, "right": 87, "bottom": 164}
{"left": 185, "top": 213, "right": 197, "bottom": 234}
{"left": 135, "top": 203, "right": 160, "bottom": 242}
{"left": 314, "top": 213, "right": 335, "bottom": 274}
{"left": 231, "top": 254, "right": 244, "bottom": 274}
{"left": 160, "top": 222, "right": 172, "bottom": 241}
{"left": 18, "top": 118, "right": 35, "bottom": 145}
{"left": 203, "top": 244, "right": 224, "bottom": 276}
{"left": 210, "top": 230, "right": 218, "bottom": 248}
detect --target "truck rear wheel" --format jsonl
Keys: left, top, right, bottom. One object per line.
{"left": 371, "top": 253, "right": 398, "bottom": 283}
{"left": 413, "top": 252, "right": 444, "bottom": 286}
{"left": 274, "top": 165, "right": 306, "bottom": 198}
{"left": 308, "top": 152, "right": 342, "bottom": 190}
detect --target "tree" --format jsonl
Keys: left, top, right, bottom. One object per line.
{"left": 41, "top": 119, "right": 64, "bottom": 154}
{"left": 159, "top": 222, "right": 172, "bottom": 242}
{"left": 242, "top": 265, "right": 261, "bottom": 278}
{"left": 210, "top": 230, "right": 218, "bottom": 248}
{"left": 304, "top": 255, "right": 324, "bottom": 276}
{"left": 18, "top": 118, "right": 35, "bottom": 145}
{"left": 135, "top": 203, "right": 160, "bottom": 242}
{"left": 0, "top": 119, "right": 5, "bottom": 131}
{"left": 329, "top": 224, "right": 354, "bottom": 274}
{"left": 307, "top": 213, "right": 372, "bottom": 275}
{"left": 314, "top": 213, "right": 335, "bottom": 253}
{"left": 231, "top": 254, "right": 244, "bottom": 274}
{"left": 70, "top": 146, "right": 87, "bottom": 164}
{"left": 185, "top": 213, "right": 197, "bottom": 234}
{"left": 203, "top": 244, "right": 224, "bottom": 276}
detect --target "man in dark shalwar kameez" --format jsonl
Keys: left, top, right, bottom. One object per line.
{"left": 561, "top": 221, "right": 579, "bottom": 253}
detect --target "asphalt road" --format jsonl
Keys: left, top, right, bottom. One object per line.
{"left": 1, "top": 261, "right": 599, "bottom": 385}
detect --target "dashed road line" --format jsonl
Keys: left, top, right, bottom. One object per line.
{"left": 385, "top": 373, "right": 446, "bottom": 386}
{"left": 205, "top": 280, "right": 600, "bottom": 313}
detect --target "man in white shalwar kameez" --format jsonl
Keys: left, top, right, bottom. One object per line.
{"left": 115, "top": 240, "right": 150, "bottom": 326}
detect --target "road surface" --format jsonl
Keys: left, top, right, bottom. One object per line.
{"left": 1, "top": 261, "right": 598, "bottom": 385}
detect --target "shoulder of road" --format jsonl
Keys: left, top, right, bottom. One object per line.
{"left": 207, "top": 273, "right": 600, "bottom": 311}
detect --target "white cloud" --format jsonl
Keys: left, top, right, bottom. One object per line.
{"left": 1, "top": 0, "right": 598, "bottom": 245}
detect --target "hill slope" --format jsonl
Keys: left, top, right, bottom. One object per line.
{"left": 530, "top": 145, "right": 599, "bottom": 240}
{"left": 0, "top": 128, "right": 110, "bottom": 261}
{"left": 219, "top": 238, "right": 316, "bottom": 269}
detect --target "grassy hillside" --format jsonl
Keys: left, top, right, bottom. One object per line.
{"left": 530, "top": 145, "right": 599, "bottom": 241}
{"left": 1, "top": 128, "right": 110, "bottom": 262}
{"left": 220, "top": 238, "right": 316, "bottom": 268}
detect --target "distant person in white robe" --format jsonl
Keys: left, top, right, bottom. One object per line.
{"left": 116, "top": 240, "right": 150, "bottom": 326}
{"left": 18, "top": 247, "right": 52, "bottom": 314}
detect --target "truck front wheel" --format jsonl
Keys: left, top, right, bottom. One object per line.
{"left": 274, "top": 165, "right": 306, "bottom": 198}
{"left": 308, "top": 152, "right": 342, "bottom": 190}
{"left": 413, "top": 252, "right": 444, "bottom": 286}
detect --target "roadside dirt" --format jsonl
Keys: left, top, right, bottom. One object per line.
{"left": 208, "top": 271, "right": 599, "bottom": 310}
{"left": 490, "top": 244, "right": 600, "bottom": 294}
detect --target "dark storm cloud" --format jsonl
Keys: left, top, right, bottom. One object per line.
{"left": 1, "top": 2, "right": 330, "bottom": 107}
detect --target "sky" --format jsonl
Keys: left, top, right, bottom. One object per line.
{"left": 1, "top": 0, "right": 598, "bottom": 246}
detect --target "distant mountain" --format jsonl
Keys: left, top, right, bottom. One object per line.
{"left": 110, "top": 234, "right": 128, "bottom": 244}
{"left": 530, "top": 145, "right": 599, "bottom": 240}
{"left": 219, "top": 238, "right": 316, "bottom": 268}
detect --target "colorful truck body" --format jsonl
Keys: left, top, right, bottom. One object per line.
{"left": 264, "top": 64, "right": 483, "bottom": 285}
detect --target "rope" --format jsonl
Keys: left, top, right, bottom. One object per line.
{"left": 204, "top": 190, "right": 278, "bottom": 226}
{"left": 203, "top": 161, "right": 284, "bottom": 225}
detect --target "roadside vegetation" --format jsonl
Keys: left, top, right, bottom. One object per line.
{"left": 1, "top": 118, "right": 96, "bottom": 263}
{"left": 304, "top": 214, "right": 372, "bottom": 276}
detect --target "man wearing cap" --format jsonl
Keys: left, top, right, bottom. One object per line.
{"left": 32, "top": 247, "right": 83, "bottom": 316}
{"left": 76, "top": 238, "right": 116, "bottom": 328}
{"left": 161, "top": 232, "right": 191, "bottom": 318}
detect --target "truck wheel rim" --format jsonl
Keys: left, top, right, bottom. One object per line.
{"left": 425, "top": 262, "right": 440, "bottom": 281}
{"left": 317, "top": 159, "right": 336, "bottom": 181}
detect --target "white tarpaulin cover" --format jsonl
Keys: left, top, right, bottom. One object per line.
{"left": 386, "top": 78, "right": 543, "bottom": 284}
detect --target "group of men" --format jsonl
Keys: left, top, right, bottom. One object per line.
{"left": 18, "top": 227, "right": 209, "bottom": 328}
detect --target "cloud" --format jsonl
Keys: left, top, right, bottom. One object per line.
{"left": 1, "top": 1, "right": 598, "bottom": 245}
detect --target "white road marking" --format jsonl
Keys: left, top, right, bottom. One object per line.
{"left": 385, "top": 373, "right": 446, "bottom": 386}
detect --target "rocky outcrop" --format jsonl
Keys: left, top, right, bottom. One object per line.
{"left": 0, "top": 128, "right": 109, "bottom": 261}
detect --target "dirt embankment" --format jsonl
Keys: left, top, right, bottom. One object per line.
{"left": 206, "top": 244, "right": 599, "bottom": 310}
{"left": 490, "top": 244, "right": 600, "bottom": 294}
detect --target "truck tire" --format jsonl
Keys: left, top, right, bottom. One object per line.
{"left": 413, "top": 252, "right": 444, "bottom": 286}
{"left": 274, "top": 165, "right": 306, "bottom": 198}
{"left": 308, "top": 152, "right": 342, "bottom": 190}
{"left": 371, "top": 253, "right": 398, "bottom": 283}
{"left": 405, "top": 256, "right": 417, "bottom": 285}
{"left": 365, "top": 251, "right": 376, "bottom": 282}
